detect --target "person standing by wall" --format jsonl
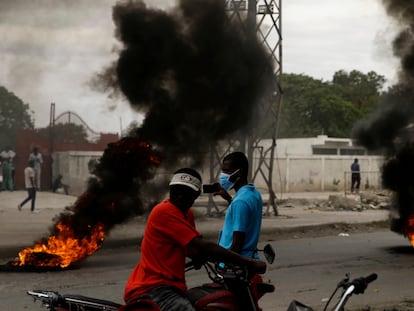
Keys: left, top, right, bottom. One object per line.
{"left": 351, "top": 158, "right": 361, "bottom": 193}
{"left": 18, "top": 160, "right": 37, "bottom": 212}
{"left": 29, "top": 147, "right": 43, "bottom": 190}
{"left": 1, "top": 158, "right": 14, "bottom": 191}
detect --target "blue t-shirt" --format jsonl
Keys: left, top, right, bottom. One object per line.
{"left": 218, "top": 184, "right": 263, "bottom": 259}
{"left": 351, "top": 162, "right": 360, "bottom": 173}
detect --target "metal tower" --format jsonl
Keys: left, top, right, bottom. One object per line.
{"left": 207, "top": 0, "right": 282, "bottom": 216}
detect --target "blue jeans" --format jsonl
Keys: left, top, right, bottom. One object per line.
{"left": 137, "top": 285, "right": 195, "bottom": 311}
{"left": 20, "top": 187, "right": 36, "bottom": 211}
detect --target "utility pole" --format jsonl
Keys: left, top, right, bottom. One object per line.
{"left": 207, "top": 0, "right": 282, "bottom": 216}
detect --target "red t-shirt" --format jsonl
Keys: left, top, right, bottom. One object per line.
{"left": 124, "top": 199, "right": 202, "bottom": 302}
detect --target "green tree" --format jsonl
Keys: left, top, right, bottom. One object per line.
{"left": 278, "top": 70, "right": 384, "bottom": 138}
{"left": 278, "top": 73, "right": 327, "bottom": 137}
{"left": 312, "top": 88, "right": 361, "bottom": 137}
{"left": 332, "top": 70, "right": 385, "bottom": 114}
{"left": 0, "top": 86, "right": 34, "bottom": 149}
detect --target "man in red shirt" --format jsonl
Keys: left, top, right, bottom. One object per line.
{"left": 124, "top": 168, "right": 266, "bottom": 311}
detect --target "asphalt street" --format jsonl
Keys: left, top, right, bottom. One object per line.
{"left": 0, "top": 190, "right": 389, "bottom": 261}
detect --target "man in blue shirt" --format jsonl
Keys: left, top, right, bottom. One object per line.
{"left": 216, "top": 152, "right": 263, "bottom": 259}
{"left": 351, "top": 158, "right": 361, "bottom": 193}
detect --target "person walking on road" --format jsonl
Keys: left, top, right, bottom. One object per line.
{"left": 18, "top": 160, "right": 37, "bottom": 212}
{"left": 351, "top": 158, "right": 361, "bottom": 193}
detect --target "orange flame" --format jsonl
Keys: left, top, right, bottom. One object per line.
{"left": 12, "top": 222, "right": 105, "bottom": 268}
{"left": 404, "top": 216, "right": 414, "bottom": 248}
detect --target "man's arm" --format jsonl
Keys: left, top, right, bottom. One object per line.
{"left": 230, "top": 231, "right": 245, "bottom": 254}
{"left": 187, "top": 236, "right": 266, "bottom": 275}
{"left": 214, "top": 187, "right": 232, "bottom": 204}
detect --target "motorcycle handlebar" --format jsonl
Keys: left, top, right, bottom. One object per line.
{"left": 350, "top": 273, "right": 378, "bottom": 295}
{"left": 185, "top": 260, "right": 241, "bottom": 271}
{"left": 27, "top": 290, "right": 61, "bottom": 300}
{"left": 363, "top": 273, "right": 378, "bottom": 284}
{"left": 27, "top": 290, "right": 64, "bottom": 309}
{"left": 326, "top": 273, "right": 378, "bottom": 311}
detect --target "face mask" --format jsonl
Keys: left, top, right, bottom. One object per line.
{"left": 219, "top": 169, "right": 240, "bottom": 191}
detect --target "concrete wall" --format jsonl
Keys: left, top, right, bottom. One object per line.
{"left": 252, "top": 155, "right": 385, "bottom": 194}
{"left": 53, "top": 150, "right": 385, "bottom": 196}
{"left": 52, "top": 151, "right": 102, "bottom": 195}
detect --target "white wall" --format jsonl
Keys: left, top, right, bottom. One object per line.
{"left": 252, "top": 155, "right": 384, "bottom": 193}
{"left": 52, "top": 151, "right": 102, "bottom": 195}
{"left": 52, "top": 151, "right": 385, "bottom": 196}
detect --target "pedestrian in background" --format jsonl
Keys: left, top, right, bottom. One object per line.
{"left": 18, "top": 160, "right": 38, "bottom": 212}
{"left": 351, "top": 158, "right": 361, "bottom": 193}
{"left": 52, "top": 174, "right": 70, "bottom": 195}
{"left": 29, "top": 147, "right": 43, "bottom": 190}
{"left": 1, "top": 158, "right": 14, "bottom": 191}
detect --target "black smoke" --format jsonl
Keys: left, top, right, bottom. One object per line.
{"left": 57, "top": 0, "right": 274, "bottom": 237}
{"left": 54, "top": 137, "right": 161, "bottom": 238}
{"left": 91, "top": 0, "right": 274, "bottom": 225}
{"left": 10, "top": 0, "right": 274, "bottom": 267}
{"left": 352, "top": 0, "right": 414, "bottom": 238}
{"left": 97, "top": 0, "right": 274, "bottom": 167}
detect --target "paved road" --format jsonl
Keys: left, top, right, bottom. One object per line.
{"left": 2, "top": 231, "right": 413, "bottom": 311}
{"left": 0, "top": 190, "right": 389, "bottom": 259}
{"left": 0, "top": 190, "right": 399, "bottom": 311}
{"left": 258, "top": 231, "right": 414, "bottom": 311}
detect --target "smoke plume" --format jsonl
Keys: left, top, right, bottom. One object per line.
{"left": 54, "top": 0, "right": 273, "bottom": 251}
{"left": 97, "top": 0, "right": 274, "bottom": 167}
{"left": 7, "top": 0, "right": 275, "bottom": 268}
{"left": 352, "top": 0, "right": 414, "bottom": 239}
{"left": 65, "top": 0, "right": 274, "bottom": 232}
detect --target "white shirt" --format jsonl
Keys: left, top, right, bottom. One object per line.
{"left": 24, "top": 166, "right": 35, "bottom": 188}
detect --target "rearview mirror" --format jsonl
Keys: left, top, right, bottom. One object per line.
{"left": 263, "top": 244, "right": 275, "bottom": 264}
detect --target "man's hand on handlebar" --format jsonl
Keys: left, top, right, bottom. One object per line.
{"left": 190, "top": 255, "right": 206, "bottom": 270}
{"left": 248, "top": 259, "right": 266, "bottom": 277}
{"left": 351, "top": 273, "right": 377, "bottom": 295}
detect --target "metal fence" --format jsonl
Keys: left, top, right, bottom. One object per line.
{"left": 343, "top": 170, "right": 382, "bottom": 194}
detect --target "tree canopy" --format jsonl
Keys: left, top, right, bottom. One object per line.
{"left": 0, "top": 86, "right": 34, "bottom": 150}
{"left": 277, "top": 70, "right": 386, "bottom": 138}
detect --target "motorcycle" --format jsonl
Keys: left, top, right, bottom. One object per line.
{"left": 26, "top": 244, "right": 276, "bottom": 311}
{"left": 26, "top": 244, "right": 378, "bottom": 311}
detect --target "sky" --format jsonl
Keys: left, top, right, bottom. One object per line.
{"left": 0, "top": 0, "right": 400, "bottom": 135}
